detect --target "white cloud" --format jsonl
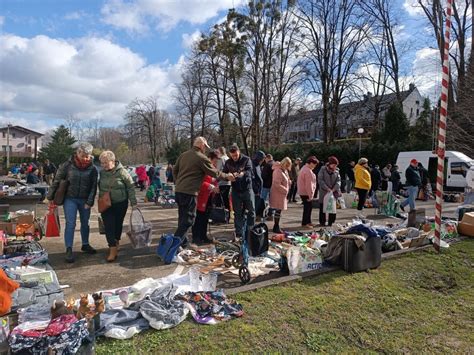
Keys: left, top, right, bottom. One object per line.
{"left": 0, "top": 34, "right": 183, "bottom": 127}
{"left": 0, "top": 16, "right": 4, "bottom": 26}
{"left": 403, "top": 0, "right": 425, "bottom": 17}
{"left": 101, "top": 0, "right": 245, "bottom": 33}
{"left": 64, "top": 11, "right": 86, "bottom": 20}
{"left": 0, "top": 114, "right": 52, "bottom": 134}
{"left": 181, "top": 30, "right": 201, "bottom": 49}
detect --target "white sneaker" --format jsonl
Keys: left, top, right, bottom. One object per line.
{"left": 356, "top": 213, "right": 365, "bottom": 219}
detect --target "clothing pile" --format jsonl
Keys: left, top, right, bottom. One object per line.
{"left": 176, "top": 290, "right": 244, "bottom": 325}
{"left": 9, "top": 314, "right": 90, "bottom": 354}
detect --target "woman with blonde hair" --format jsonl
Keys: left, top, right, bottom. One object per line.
{"left": 270, "top": 157, "right": 292, "bottom": 233}
{"left": 98, "top": 150, "right": 137, "bottom": 262}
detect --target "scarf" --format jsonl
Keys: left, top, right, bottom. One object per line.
{"left": 74, "top": 155, "right": 92, "bottom": 170}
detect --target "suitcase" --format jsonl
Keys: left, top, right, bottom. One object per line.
{"left": 407, "top": 208, "right": 426, "bottom": 228}
{"left": 342, "top": 236, "right": 381, "bottom": 273}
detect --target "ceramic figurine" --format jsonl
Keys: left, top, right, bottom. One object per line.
{"left": 76, "top": 294, "right": 90, "bottom": 319}
{"left": 92, "top": 292, "right": 105, "bottom": 313}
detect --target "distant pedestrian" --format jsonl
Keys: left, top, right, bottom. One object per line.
{"left": 43, "top": 159, "right": 57, "bottom": 185}
{"left": 252, "top": 150, "right": 266, "bottom": 222}
{"left": 318, "top": 156, "right": 341, "bottom": 226}
{"left": 370, "top": 165, "right": 382, "bottom": 195}
{"left": 345, "top": 161, "right": 355, "bottom": 192}
{"left": 381, "top": 164, "right": 392, "bottom": 190}
{"left": 26, "top": 168, "right": 40, "bottom": 184}
{"left": 297, "top": 156, "right": 318, "bottom": 228}
{"left": 261, "top": 154, "right": 275, "bottom": 220}
{"left": 288, "top": 158, "right": 301, "bottom": 202}
{"left": 165, "top": 163, "right": 174, "bottom": 183}
{"left": 354, "top": 158, "right": 372, "bottom": 217}
{"left": 400, "top": 159, "right": 421, "bottom": 212}
{"left": 136, "top": 165, "right": 148, "bottom": 191}
{"left": 391, "top": 165, "right": 401, "bottom": 195}
{"left": 216, "top": 147, "right": 231, "bottom": 210}
{"left": 270, "top": 157, "right": 292, "bottom": 233}
{"left": 417, "top": 162, "right": 429, "bottom": 201}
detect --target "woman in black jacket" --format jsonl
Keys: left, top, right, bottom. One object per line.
{"left": 47, "top": 142, "right": 98, "bottom": 263}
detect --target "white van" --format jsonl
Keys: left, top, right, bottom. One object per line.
{"left": 396, "top": 151, "right": 473, "bottom": 191}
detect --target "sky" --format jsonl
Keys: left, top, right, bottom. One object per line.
{"left": 0, "top": 0, "right": 467, "bottom": 134}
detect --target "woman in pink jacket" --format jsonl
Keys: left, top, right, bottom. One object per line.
{"left": 270, "top": 157, "right": 292, "bottom": 233}
{"left": 297, "top": 156, "right": 319, "bottom": 228}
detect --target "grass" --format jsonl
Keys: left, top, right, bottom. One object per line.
{"left": 96, "top": 240, "right": 474, "bottom": 353}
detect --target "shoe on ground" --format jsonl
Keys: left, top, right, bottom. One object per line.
{"left": 81, "top": 244, "right": 97, "bottom": 254}
{"left": 65, "top": 247, "right": 74, "bottom": 263}
{"left": 302, "top": 224, "right": 314, "bottom": 229}
{"left": 400, "top": 205, "right": 405, "bottom": 212}
{"left": 272, "top": 225, "right": 282, "bottom": 233}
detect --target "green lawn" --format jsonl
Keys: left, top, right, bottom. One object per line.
{"left": 96, "top": 240, "right": 474, "bottom": 354}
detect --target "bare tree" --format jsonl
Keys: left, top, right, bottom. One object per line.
{"left": 297, "top": 0, "right": 370, "bottom": 143}
{"left": 125, "top": 97, "right": 172, "bottom": 164}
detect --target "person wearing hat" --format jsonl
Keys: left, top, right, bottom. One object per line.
{"left": 317, "top": 156, "right": 341, "bottom": 226}
{"left": 297, "top": 156, "right": 319, "bottom": 227}
{"left": 288, "top": 158, "right": 302, "bottom": 203}
{"left": 252, "top": 150, "right": 266, "bottom": 222}
{"left": 172, "top": 137, "right": 235, "bottom": 246}
{"left": 400, "top": 159, "right": 421, "bottom": 212}
{"left": 223, "top": 144, "right": 255, "bottom": 240}
{"left": 354, "top": 158, "right": 372, "bottom": 216}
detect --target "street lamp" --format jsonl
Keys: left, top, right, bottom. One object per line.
{"left": 357, "top": 127, "right": 364, "bottom": 158}
{"left": 6, "top": 124, "right": 11, "bottom": 170}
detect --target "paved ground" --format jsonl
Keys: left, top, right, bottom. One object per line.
{"left": 37, "top": 190, "right": 461, "bottom": 298}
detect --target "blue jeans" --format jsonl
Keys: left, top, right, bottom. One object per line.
{"left": 401, "top": 186, "right": 418, "bottom": 210}
{"left": 232, "top": 189, "right": 255, "bottom": 238}
{"left": 63, "top": 198, "right": 91, "bottom": 248}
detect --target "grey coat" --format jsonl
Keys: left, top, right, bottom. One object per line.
{"left": 318, "top": 165, "right": 341, "bottom": 203}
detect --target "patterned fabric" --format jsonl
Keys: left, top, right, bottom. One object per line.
{"left": 9, "top": 316, "right": 89, "bottom": 355}
{"left": 176, "top": 290, "right": 244, "bottom": 325}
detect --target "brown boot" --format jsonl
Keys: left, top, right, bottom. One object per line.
{"left": 106, "top": 247, "right": 118, "bottom": 262}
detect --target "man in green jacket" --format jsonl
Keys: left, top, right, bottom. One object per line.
{"left": 173, "top": 137, "right": 235, "bottom": 246}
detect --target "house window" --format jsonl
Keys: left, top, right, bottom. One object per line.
{"left": 12, "top": 133, "right": 16, "bottom": 138}
{"left": 410, "top": 108, "right": 413, "bottom": 118}
{"left": 2, "top": 132, "right": 4, "bottom": 138}
{"left": 416, "top": 100, "right": 420, "bottom": 105}
{"left": 416, "top": 109, "right": 420, "bottom": 116}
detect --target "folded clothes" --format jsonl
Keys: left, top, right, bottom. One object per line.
{"left": 95, "top": 309, "right": 150, "bottom": 340}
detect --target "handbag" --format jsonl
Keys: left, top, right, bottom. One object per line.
{"left": 209, "top": 194, "right": 230, "bottom": 224}
{"left": 98, "top": 176, "right": 115, "bottom": 213}
{"left": 44, "top": 204, "right": 60, "bottom": 238}
{"left": 53, "top": 179, "right": 69, "bottom": 206}
{"left": 249, "top": 223, "right": 269, "bottom": 257}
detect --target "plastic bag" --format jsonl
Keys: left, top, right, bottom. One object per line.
{"left": 324, "top": 193, "right": 336, "bottom": 214}
{"left": 338, "top": 197, "right": 346, "bottom": 209}
{"left": 44, "top": 205, "right": 60, "bottom": 238}
{"left": 287, "top": 246, "right": 323, "bottom": 275}
{"left": 126, "top": 208, "right": 152, "bottom": 248}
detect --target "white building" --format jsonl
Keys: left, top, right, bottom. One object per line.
{"left": 284, "top": 84, "right": 425, "bottom": 142}
{"left": 0, "top": 125, "right": 44, "bottom": 159}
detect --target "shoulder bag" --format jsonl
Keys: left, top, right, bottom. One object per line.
{"left": 98, "top": 175, "right": 115, "bottom": 213}
{"left": 53, "top": 163, "right": 71, "bottom": 206}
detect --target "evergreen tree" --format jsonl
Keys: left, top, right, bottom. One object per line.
{"left": 381, "top": 103, "right": 410, "bottom": 144}
{"left": 39, "top": 125, "right": 76, "bottom": 166}
{"left": 409, "top": 98, "right": 433, "bottom": 150}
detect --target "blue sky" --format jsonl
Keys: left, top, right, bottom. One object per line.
{"left": 0, "top": 0, "right": 463, "bottom": 134}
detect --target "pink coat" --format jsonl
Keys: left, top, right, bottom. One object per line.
{"left": 270, "top": 163, "right": 290, "bottom": 211}
{"left": 297, "top": 165, "right": 317, "bottom": 198}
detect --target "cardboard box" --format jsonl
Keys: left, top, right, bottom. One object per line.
{"left": 11, "top": 213, "right": 34, "bottom": 225}
{"left": 458, "top": 212, "right": 474, "bottom": 237}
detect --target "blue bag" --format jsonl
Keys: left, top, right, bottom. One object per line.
{"left": 156, "top": 234, "right": 182, "bottom": 264}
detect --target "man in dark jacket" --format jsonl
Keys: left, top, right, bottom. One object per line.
{"left": 400, "top": 159, "right": 421, "bottom": 212}
{"left": 223, "top": 144, "right": 255, "bottom": 240}
{"left": 43, "top": 159, "right": 57, "bottom": 185}
{"left": 346, "top": 161, "right": 355, "bottom": 192}
{"left": 261, "top": 154, "right": 275, "bottom": 219}
{"left": 173, "top": 137, "right": 235, "bottom": 246}
{"left": 391, "top": 165, "right": 401, "bottom": 195}
{"left": 370, "top": 165, "right": 382, "bottom": 195}
{"left": 252, "top": 150, "right": 266, "bottom": 221}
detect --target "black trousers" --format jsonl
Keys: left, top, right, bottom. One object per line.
{"left": 319, "top": 205, "right": 336, "bottom": 226}
{"left": 288, "top": 182, "right": 298, "bottom": 201}
{"left": 192, "top": 210, "right": 210, "bottom": 244}
{"left": 174, "top": 192, "right": 197, "bottom": 245}
{"left": 101, "top": 200, "right": 128, "bottom": 247}
{"left": 300, "top": 196, "right": 313, "bottom": 225}
{"left": 218, "top": 185, "right": 231, "bottom": 211}
{"left": 356, "top": 188, "right": 368, "bottom": 211}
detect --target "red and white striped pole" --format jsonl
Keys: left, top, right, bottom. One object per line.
{"left": 434, "top": 0, "right": 454, "bottom": 252}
